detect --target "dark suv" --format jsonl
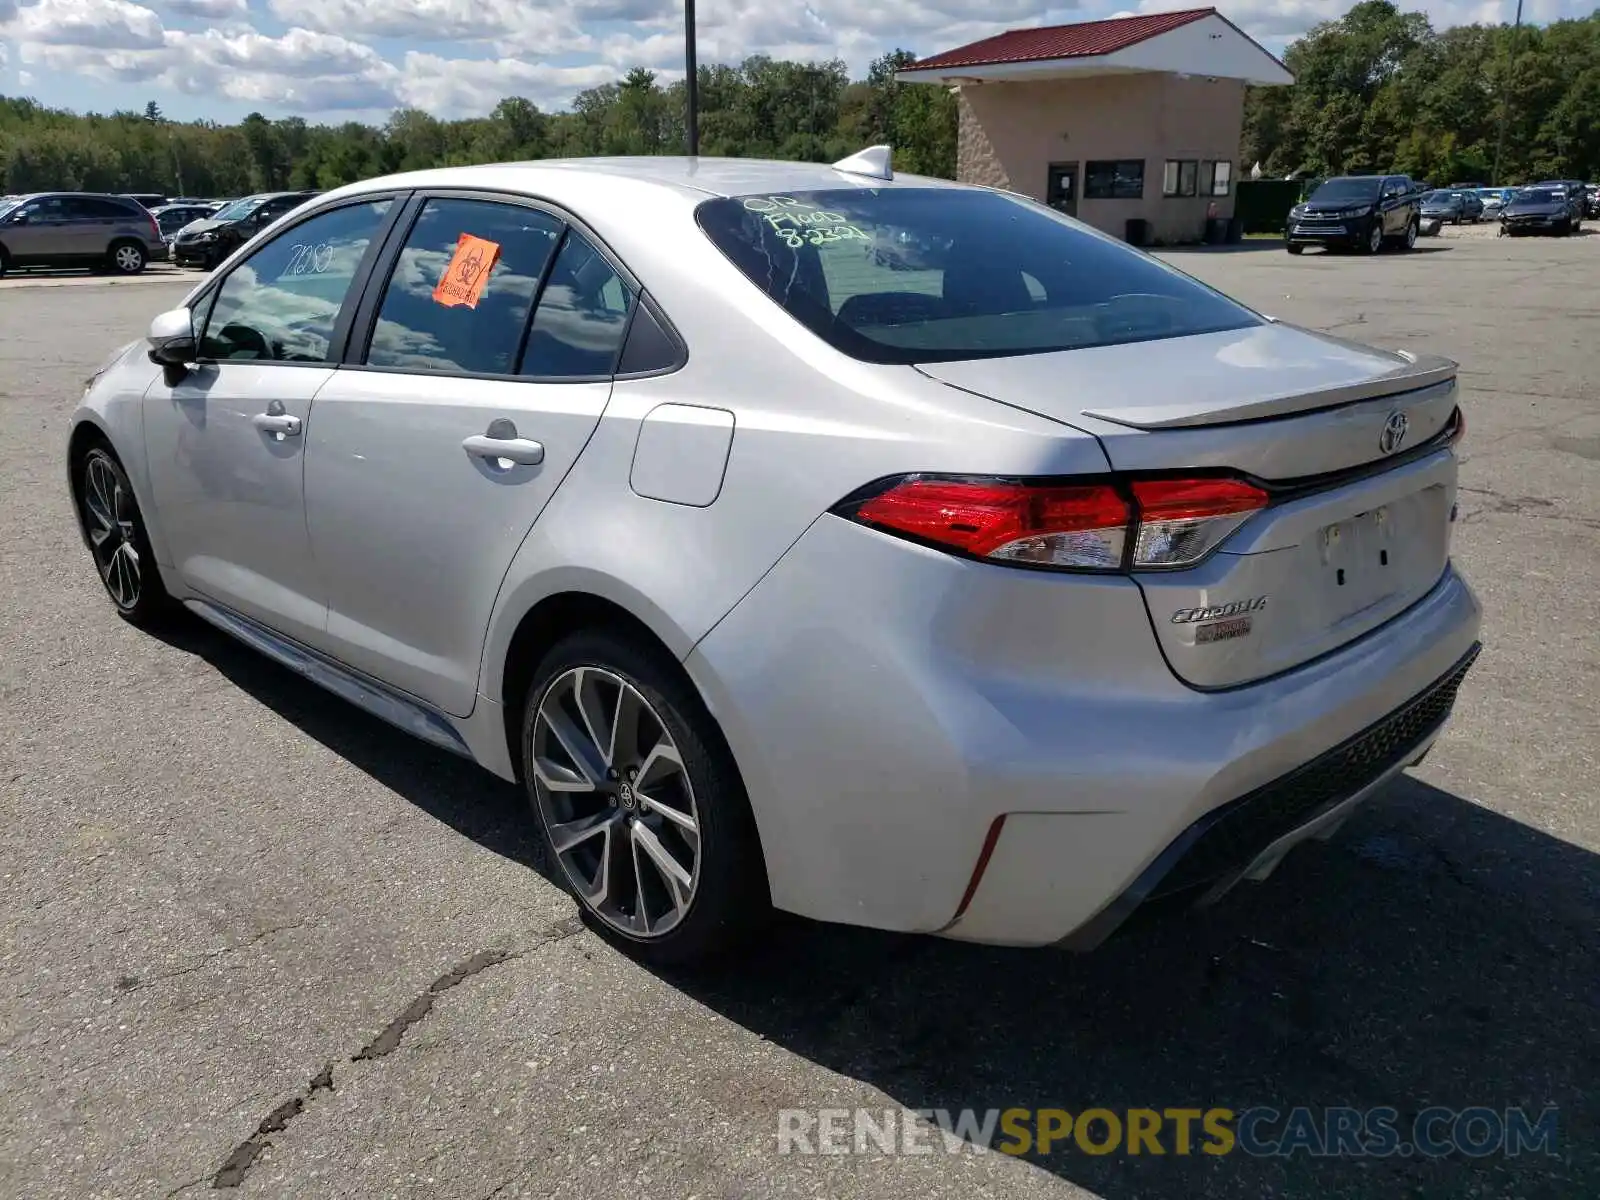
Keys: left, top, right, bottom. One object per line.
{"left": 0, "top": 192, "right": 166, "bottom": 277}
{"left": 171, "top": 190, "right": 320, "bottom": 269}
{"left": 1285, "top": 175, "right": 1422, "bottom": 255}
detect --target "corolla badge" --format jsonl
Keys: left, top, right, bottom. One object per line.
{"left": 1171, "top": 596, "right": 1268, "bottom": 624}
{"left": 1379, "top": 410, "right": 1410, "bottom": 455}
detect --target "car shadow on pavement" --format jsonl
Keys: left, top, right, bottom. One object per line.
{"left": 151, "top": 617, "right": 1595, "bottom": 1197}
{"left": 149, "top": 614, "right": 551, "bottom": 880}
{"left": 660, "top": 777, "right": 1596, "bottom": 1199}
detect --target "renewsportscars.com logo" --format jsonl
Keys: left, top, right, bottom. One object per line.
{"left": 777, "top": 1106, "right": 1559, "bottom": 1159}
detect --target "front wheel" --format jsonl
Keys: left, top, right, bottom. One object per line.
{"left": 521, "top": 630, "right": 769, "bottom": 964}
{"left": 1285, "top": 242, "right": 1305, "bottom": 255}
{"left": 73, "top": 445, "right": 171, "bottom": 625}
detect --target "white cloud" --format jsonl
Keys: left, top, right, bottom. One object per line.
{"left": 10, "top": 0, "right": 164, "bottom": 49}
{"left": 398, "top": 51, "right": 617, "bottom": 115}
{"left": 161, "top": 0, "right": 246, "bottom": 16}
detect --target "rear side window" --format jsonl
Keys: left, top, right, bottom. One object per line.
{"left": 695, "top": 189, "right": 1258, "bottom": 365}
{"left": 66, "top": 197, "right": 138, "bottom": 219}
{"left": 365, "top": 197, "right": 562, "bottom": 375}
{"left": 520, "top": 232, "right": 634, "bottom": 379}
{"left": 199, "top": 199, "right": 391, "bottom": 363}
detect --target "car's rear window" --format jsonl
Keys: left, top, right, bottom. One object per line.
{"left": 694, "top": 188, "right": 1259, "bottom": 365}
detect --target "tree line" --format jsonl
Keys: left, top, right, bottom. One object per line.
{"left": 2, "top": 4, "right": 1598, "bottom": 199}
{"left": 0, "top": 52, "right": 954, "bottom": 198}
{"left": 1246, "top": 2, "right": 1600, "bottom": 183}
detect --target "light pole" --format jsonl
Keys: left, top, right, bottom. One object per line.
{"left": 685, "top": 0, "right": 699, "bottom": 156}
{"left": 1491, "top": 0, "right": 1524, "bottom": 186}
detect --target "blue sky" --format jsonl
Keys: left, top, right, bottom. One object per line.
{"left": 0, "top": 0, "right": 1588, "bottom": 124}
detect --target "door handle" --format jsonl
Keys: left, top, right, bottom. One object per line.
{"left": 252, "top": 413, "right": 302, "bottom": 437}
{"left": 463, "top": 418, "right": 544, "bottom": 466}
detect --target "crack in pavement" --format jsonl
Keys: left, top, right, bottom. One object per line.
{"left": 209, "top": 912, "right": 584, "bottom": 1189}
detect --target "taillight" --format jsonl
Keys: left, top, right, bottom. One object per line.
{"left": 837, "top": 473, "right": 1268, "bottom": 573}
{"left": 1129, "top": 478, "right": 1267, "bottom": 568}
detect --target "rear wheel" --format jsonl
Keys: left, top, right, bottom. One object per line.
{"left": 108, "top": 240, "right": 147, "bottom": 275}
{"left": 73, "top": 445, "right": 171, "bottom": 625}
{"left": 521, "top": 630, "right": 769, "bottom": 965}
{"left": 1365, "top": 220, "right": 1384, "bottom": 254}
{"left": 1402, "top": 218, "right": 1419, "bottom": 251}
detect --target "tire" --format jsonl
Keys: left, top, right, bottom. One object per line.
{"left": 72, "top": 444, "right": 172, "bottom": 626}
{"left": 521, "top": 629, "right": 769, "bottom": 965}
{"left": 1365, "top": 220, "right": 1384, "bottom": 254}
{"left": 107, "top": 240, "right": 147, "bottom": 275}
{"left": 1402, "top": 219, "right": 1419, "bottom": 251}
{"left": 1285, "top": 243, "right": 1304, "bottom": 255}
{"left": 0, "top": 248, "right": 9, "bottom": 279}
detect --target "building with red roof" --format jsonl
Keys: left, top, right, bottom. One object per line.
{"left": 898, "top": 9, "right": 1293, "bottom": 243}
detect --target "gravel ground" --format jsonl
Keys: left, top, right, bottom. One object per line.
{"left": 0, "top": 231, "right": 1595, "bottom": 1199}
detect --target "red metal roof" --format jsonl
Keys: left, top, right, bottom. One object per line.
{"left": 909, "top": 8, "right": 1217, "bottom": 72}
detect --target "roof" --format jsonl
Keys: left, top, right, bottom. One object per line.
{"left": 330, "top": 156, "right": 971, "bottom": 205}
{"left": 909, "top": 8, "right": 1215, "bottom": 72}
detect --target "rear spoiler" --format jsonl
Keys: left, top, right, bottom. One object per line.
{"left": 1082, "top": 347, "right": 1458, "bottom": 430}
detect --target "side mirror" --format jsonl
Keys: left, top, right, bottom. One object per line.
{"left": 146, "top": 308, "right": 197, "bottom": 373}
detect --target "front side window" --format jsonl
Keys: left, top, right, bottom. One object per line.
{"left": 696, "top": 188, "right": 1259, "bottom": 366}
{"left": 1084, "top": 161, "right": 1145, "bottom": 200}
{"left": 366, "top": 197, "right": 563, "bottom": 375}
{"left": 198, "top": 199, "right": 391, "bottom": 363}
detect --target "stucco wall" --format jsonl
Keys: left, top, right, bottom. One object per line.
{"left": 955, "top": 72, "right": 1245, "bottom": 244}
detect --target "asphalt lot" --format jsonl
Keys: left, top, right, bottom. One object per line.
{"left": 1, "top": 232, "right": 1596, "bottom": 1199}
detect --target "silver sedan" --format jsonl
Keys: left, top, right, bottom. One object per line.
{"left": 68, "top": 153, "right": 1481, "bottom": 962}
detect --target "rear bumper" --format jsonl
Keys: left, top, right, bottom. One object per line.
{"left": 688, "top": 515, "right": 1483, "bottom": 945}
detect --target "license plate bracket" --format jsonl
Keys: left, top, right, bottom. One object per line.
{"left": 1320, "top": 506, "right": 1400, "bottom": 618}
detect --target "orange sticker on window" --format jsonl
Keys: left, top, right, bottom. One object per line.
{"left": 432, "top": 233, "right": 501, "bottom": 308}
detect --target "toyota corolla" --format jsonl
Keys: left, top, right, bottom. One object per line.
{"left": 68, "top": 153, "right": 1480, "bottom": 962}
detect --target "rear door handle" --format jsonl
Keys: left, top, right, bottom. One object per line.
{"left": 252, "top": 413, "right": 302, "bottom": 437}
{"left": 463, "top": 418, "right": 544, "bottom": 466}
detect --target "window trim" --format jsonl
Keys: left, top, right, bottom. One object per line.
{"left": 1084, "top": 159, "right": 1146, "bottom": 201}
{"left": 188, "top": 192, "right": 410, "bottom": 370}
{"left": 1162, "top": 160, "right": 1199, "bottom": 199}
{"left": 338, "top": 186, "right": 684, "bottom": 385}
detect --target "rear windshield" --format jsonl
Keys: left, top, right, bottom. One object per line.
{"left": 695, "top": 188, "right": 1258, "bottom": 365}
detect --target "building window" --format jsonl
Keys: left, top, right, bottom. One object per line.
{"left": 1208, "top": 160, "right": 1233, "bottom": 196}
{"left": 1163, "top": 160, "right": 1199, "bottom": 197}
{"left": 1084, "top": 160, "right": 1145, "bottom": 200}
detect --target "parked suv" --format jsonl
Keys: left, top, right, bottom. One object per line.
{"left": 1286, "top": 174, "right": 1421, "bottom": 254}
{"left": 0, "top": 192, "right": 166, "bottom": 276}
{"left": 171, "top": 191, "right": 319, "bottom": 269}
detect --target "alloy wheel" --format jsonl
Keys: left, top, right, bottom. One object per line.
{"left": 1368, "top": 222, "right": 1383, "bottom": 253}
{"left": 114, "top": 245, "right": 144, "bottom": 273}
{"left": 80, "top": 455, "right": 141, "bottom": 609}
{"left": 530, "top": 666, "right": 701, "bottom": 938}
{"left": 1405, "top": 220, "right": 1418, "bottom": 249}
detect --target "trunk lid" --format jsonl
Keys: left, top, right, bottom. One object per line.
{"left": 916, "top": 322, "right": 1462, "bottom": 689}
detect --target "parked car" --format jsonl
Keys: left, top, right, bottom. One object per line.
{"left": 1285, "top": 174, "right": 1422, "bottom": 254}
{"left": 1447, "top": 181, "right": 1487, "bottom": 191}
{"left": 1500, "top": 184, "right": 1580, "bottom": 236}
{"left": 1526, "top": 180, "right": 1586, "bottom": 227}
{"left": 170, "top": 190, "right": 319, "bottom": 269}
{"left": 1477, "top": 187, "right": 1516, "bottom": 218}
{"left": 69, "top": 156, "right": 1479, "bottom": 963}
{"left": 0, "top": 191, "right": 166, "bottom": 276}
{"left": 150, "top": 202, "right": 221, "bottom": 243}
{"left": 1586, "top": 183, "right": 1600, "bottom": 218}
{"left": 1420, "top": 190, "right": 1472, "bottom": 225}
{"left": 121, "top": 193, "right": 168, "bottom": 210}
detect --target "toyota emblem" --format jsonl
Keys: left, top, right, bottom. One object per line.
{"left": 1379, "top": 411, "right": 1409, "bottom": 455}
